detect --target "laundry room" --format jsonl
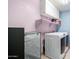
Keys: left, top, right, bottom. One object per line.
{"left": 8, "top": 0, "right": 70, "bottom": 59}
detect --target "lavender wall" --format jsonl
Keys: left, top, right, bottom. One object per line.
{"left": 8, "top": 0, "right": 41, "bottom": 32}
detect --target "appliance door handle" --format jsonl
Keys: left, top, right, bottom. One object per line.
{"left": 8, "top": 55, "right": 19, "bottom": 58}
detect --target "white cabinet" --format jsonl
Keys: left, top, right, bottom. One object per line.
{"left": 40, "top": 0, "right": 59, "bottom": 19}
{"left": 25, "top": 33, "right": 40, "bottom": 59}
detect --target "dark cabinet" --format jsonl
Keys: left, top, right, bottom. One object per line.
{"left": 61, "top": 37, "right": 65, "bottom": 54}
{"left": 8, "top": 28, "right": 24, "bottom": 59}
{"left": 66, "top": 35, "right": 70, "bottom": 47}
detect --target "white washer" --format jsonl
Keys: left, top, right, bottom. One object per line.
{"left": 45, "top": 32, "right": 69, "bottom": 59}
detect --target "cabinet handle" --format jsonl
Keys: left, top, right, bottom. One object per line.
{"left": 8, "top": 55, "right": 18, "bottom": 58}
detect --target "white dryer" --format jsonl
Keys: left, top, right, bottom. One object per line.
{"left": 45, "top": 32, "right": 69, "bottom": 59}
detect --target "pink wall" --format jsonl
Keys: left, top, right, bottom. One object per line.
{"left": 8, "top": 0, "right": 41, "bottom": 32}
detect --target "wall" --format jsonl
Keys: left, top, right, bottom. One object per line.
{"left": 58, "top": 11, "right": 70, "bottom": 32}
{"left": 8, "top": 0, "right": 41, "bottom": 32}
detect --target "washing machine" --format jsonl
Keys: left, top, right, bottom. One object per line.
{"left": 45, "top": 32, "right": 69, "bottom": 59}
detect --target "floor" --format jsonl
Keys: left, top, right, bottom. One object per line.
{"left": 64, "top": 50, "right": 70, "bottom": 59}
{"left": 41, "top": 50, "right": 70, "bottom": 59}
{"left": 25, "top": 55, "right": 40, "bottom": 59}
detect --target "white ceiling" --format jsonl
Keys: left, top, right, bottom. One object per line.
{"left": 49, "top": 0, "right": 70, "bottom": 11}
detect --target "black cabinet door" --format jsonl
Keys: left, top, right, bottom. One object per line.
{"left": 66, "top": 35, "right": 70, "bottom": 47}
{"left": 8, "top": 28, "right": 24, "bottom": 59}
{"left": 61, "top": 37, "right": 65, "bottom": 54}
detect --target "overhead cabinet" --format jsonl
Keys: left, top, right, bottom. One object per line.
{"left": 40, "top": 0, "right": 59, "bottom": 19}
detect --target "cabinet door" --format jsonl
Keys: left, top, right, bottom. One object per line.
{"left": 8, "top": 28, "right": 24, "bottom": 59}
{"left": 40, "top": 0, "right": 59, "bottom": 19}
{"left": 46, "top": 0, "right": 59, "bottom": 18}
{"left": 61, "top": 37, "right": 65, "bottom": 54}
